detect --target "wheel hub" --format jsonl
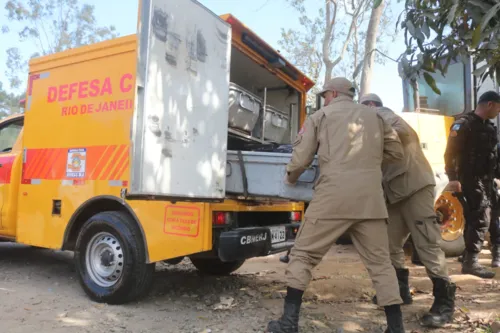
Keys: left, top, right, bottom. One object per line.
{"left": 85, "top": 232, "right": 124, "bottom": 287}
{"left": 434, "top": 191, "right": 465, "bottom": 242}
{"left": 100, "top": 250, "right": 114, "bottom": 267}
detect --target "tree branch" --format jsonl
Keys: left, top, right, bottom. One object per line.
{"left": 331, "top": 0, "right": 367, "bottom": 68}
{"left": 322, "top": 0, "right": 337, "bottom": 80}
{"left": 34, "top": 0, "right": 53, "bottom": 52}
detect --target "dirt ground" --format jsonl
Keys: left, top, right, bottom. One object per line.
{"left": 0, "top": 242, "right": 499, "bottom": 333}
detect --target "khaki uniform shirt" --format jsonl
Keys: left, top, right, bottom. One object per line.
{"left": 286, "top": 96, "right": 404, "bottom": 219}
{"left": 376, "top": 107, "right": 436, "bottom": 204}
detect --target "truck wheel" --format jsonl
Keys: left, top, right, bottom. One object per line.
{"left": 190, "top": 257, "right": 245, "bottom": 275}
{"left": 435, "top": 191, "right": 466, "bottom": 257}
{"left": 74, "top": 211, "right": 154, "bottom": 304}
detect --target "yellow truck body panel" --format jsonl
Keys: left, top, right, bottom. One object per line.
{"left": 0, "top": 33, "right": 306, "bottom": 263}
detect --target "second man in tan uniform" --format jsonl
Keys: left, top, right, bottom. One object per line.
{"left": 267, "top": 78, "right": 406, "bottom": 333}
{"left": 361, "top": 93, "right": 456, "bottom": 328}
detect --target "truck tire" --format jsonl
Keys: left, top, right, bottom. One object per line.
{"left": 74, "top": 211, "right": 154, "bottom": 304}
{"left": 163, "top": 257, "right": 184, "bottom": 265}
{"left": 190, "top": 257, "right": 245, "bottom": 275}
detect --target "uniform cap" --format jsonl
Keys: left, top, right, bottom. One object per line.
{"left": 319, "top": 77, "right": 355, "bottom": 97}
{"left": 478, "top": 91, "right": 500, "bottom": 104}
{"left": 359, "top": 93, "right": 383, "bottom": 105}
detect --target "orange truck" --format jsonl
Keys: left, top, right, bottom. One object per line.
{"left": 0, "top": 0, "right": 314, "bottom": 304}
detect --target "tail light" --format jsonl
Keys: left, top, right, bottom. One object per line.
{"left": 290, "top": 211, "right": 302, "bottom": 222}
{"left": 213, "top": 212, "right": 231, "bottom": 226}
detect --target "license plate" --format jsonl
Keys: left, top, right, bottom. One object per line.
{"left": 270, "top": 226, "right": 286, "bottom": 244}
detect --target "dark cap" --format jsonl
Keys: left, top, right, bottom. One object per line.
{"left": 478, "top": 91, "right": 500, "bottom": 104}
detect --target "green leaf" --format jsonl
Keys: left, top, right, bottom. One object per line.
{"left": 480, "top": 3, "right": 500, "bottom": 31}
{"left": 406, "top": 20, "right": 426, "bottom": 41}
{"left": 447, "top": 4, "right": 458, "bottom": 25}
{"left": 472, "top": 24, "right": 482, "bottom": 49}
{"left": 423, "top": 56, "right": 436, "bottom": 73}
{"left": 468, "top": 0, "right": 492, "bottom": 12}
{"left": 423, "top": 72, "right": 441, "bottom": 95}
{"left": 431, "top": 38, "right": 441, "bottom": 47}
{"left": 406, "top": 21, "right": 417, "bottom": 38}
{"left": 402, "top": 56, "right": 410, "bottom": 72}
{"left": 472, "top": 64, "right": 488, "bottom": 77}
{"left": 422, "top": 21, "right": 430, "bottom": 38}
{"left": 373, "top": 0, "right": 383, "bottom": 9}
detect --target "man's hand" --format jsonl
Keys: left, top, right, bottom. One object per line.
{"left": 284, "top": 173, "right": 296, "bottom": 187}
{"left": 447, "top": 180, "right": 462, "bottom": 193}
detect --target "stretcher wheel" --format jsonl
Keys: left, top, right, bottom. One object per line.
{"left": 434, "top": 191, "right": 466, "bottom": 257}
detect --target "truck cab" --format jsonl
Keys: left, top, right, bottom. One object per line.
{"left": 0, "top": 0, "right": 315, "bottom": 305}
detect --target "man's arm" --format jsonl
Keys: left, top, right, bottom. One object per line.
{"left": 377, "top": 113, "right": 404, "bottom": 163}
{"left": 286, "top": 116, "right": 318, "bottom": 184}
{"left": 376, "top": 108, "right": 411, "bottom": 145}
{"left": 444, "top": 120, "right": 467, "bottom": 182}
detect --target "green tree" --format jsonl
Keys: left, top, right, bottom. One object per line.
{"left": 0, "top": 82, "right": 24, "bottom": 118}
{"left": 396, "top": 0, "right": 500, "bottom": 92}
{"left": 3, "top": 0, "right": 119, "bottom": 89}
{"left": 278, "top": 0, "right": 396, "bottom": 104}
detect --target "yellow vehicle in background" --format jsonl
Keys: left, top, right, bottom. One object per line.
{"left": 400, "top": 57, "right": 499, "bottom": 258}
{"left": 0, "top": 0, "right": 314, "bottom": 304}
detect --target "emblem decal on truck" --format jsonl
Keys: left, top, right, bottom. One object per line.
{"left": 240, "top": 233, "right": 268, "bottom": 245}
{"left": 66, "top": 148, "right": 87, "bottom": 178}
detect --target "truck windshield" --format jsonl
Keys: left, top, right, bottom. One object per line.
{"left": 408, "top": 62, "right": 465, "bottom": 116}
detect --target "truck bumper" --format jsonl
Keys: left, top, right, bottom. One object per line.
{"left": 217, "top": 222, "right": 300, "bottom": 262}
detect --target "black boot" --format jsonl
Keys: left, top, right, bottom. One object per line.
{"left": 492, "top": 246, "right": 500, "bottom": 268}
{"left": 373, "top": 268, "right": 413, "bottom": 305}
{"left": 421, "top": 278, "right": 456, "bottom": 327}
{"left": 267, "top": 287, "right": 303, "bottom": 333}
{"left": 461, "top": 251, "right": 496, "bottom": 278}
{"left": 384, "top": 304, "right": 405, "bottom": 333}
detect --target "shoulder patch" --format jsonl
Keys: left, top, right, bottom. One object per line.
{"left": 451, "top": 123, "right": 461, "bottom": 131}
{"left": 450, "top": 131, "right": 458, "bottom": 137}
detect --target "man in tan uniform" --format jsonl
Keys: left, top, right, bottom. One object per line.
{"left": 360, "top": 93, "right": 456, "bottom": 328}
{"left": 267, "top": 78, "right": 406, "bottom": 333}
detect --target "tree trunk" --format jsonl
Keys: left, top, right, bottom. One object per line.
{"left": 359, "top": 0, "right": 385, "bottom": 97}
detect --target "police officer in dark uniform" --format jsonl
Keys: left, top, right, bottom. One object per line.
{"left": 489, "top": 143, "right": 500, "bottom": 268}
{"left": 444, "top": 91, "right": 500, "bottom": 279}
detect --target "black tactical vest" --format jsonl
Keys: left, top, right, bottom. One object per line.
{"left": 459, "top": 112, "right": 498, "bottom": 181}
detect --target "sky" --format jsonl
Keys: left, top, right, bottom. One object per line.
{"left": 0, "top": 0, "right": 406, "bottom": 111}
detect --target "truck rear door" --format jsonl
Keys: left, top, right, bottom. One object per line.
{"left": 131, "top": 0, "right": 232, "bottom": 200}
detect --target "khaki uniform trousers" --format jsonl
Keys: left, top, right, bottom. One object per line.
{"left": 387, "top": 185, "right": 448, "bottom": 279}
{"left": 286, "top": 218, "right": 403, "bottom": 306}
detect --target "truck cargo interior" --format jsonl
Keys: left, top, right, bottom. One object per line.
{"left": 227, "top": 46, "right": 301, "bottom": 150}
